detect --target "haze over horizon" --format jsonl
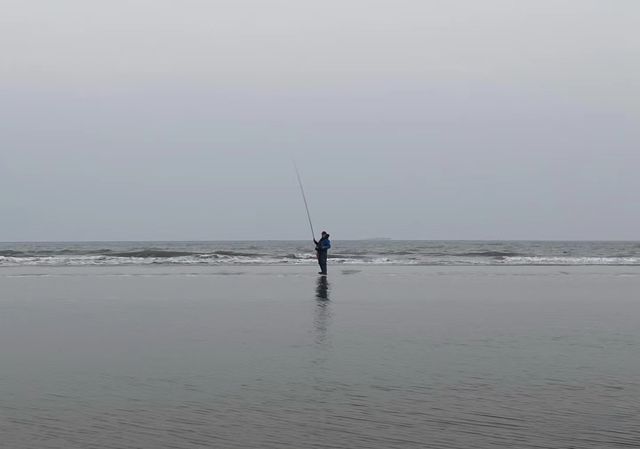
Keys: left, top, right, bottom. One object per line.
{"left": 2, "top": 1, "right": 638, "bottom": 241}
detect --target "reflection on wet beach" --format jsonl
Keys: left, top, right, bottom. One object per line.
{"left": 313, "top": 276, "right": 331, "bottom": 348}
{"left": 315, "top": 275, "right": 329, "bottom": 301}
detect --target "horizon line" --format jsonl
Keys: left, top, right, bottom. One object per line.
{"left": 1, "top": 239, "right": 639, "bottom": 244}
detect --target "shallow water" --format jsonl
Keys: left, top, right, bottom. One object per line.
{"left": 1, "top": 266, "right": 639, "bottom": 448}
{"left": 2, "top": 240, "right": 640, "bottom": 266}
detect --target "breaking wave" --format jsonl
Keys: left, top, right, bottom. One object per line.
{"left": 1, "top": 241, "right": 640, "bottom": 267}
{"left": 503, "top": 256, "right": 640, "bottom": 265}
{"left": 455, "top": 251, "right": 524, "bottom": 258}
{"left": 109, "top": 250, "right": 196, "bottom": 258}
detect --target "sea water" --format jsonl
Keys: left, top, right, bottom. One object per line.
{"left": 1, "top": 248, "right": 639, "bottom": 448}
{"left": 1, "top": 240, "right": 640, "bottom": 267}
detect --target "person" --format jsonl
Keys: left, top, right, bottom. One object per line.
{"left": 313, "top": 231, "right": 331, "bottom": 275}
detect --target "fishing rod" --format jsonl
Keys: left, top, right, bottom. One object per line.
{"left": 293, "top": 161, "right": 316, "bottom": 241}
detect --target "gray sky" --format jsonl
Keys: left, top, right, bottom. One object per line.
{"left": 1, "top": 0, "right": 639, "bottom": 241}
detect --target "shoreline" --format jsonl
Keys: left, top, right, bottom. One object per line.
{"left": 2, "top": 263, "right": 640, "bottom": 277}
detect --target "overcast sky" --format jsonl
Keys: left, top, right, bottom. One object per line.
{"left": 1, "top": 0, "right": 638, "bottom": 241}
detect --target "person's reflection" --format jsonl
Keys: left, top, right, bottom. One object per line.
{"left": 313, "top": 276, "right": 331, "bottom": 348}
{"left": 316, "top": 275, "right": 330, "bottom": 301}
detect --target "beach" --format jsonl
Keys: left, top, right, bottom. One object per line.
{"left": 1, "top": 264, "right": 639, "bottom": 448}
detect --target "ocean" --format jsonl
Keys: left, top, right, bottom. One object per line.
{"left": 1, "top": 243, "right": 639, "bottom": 448}
{"left": 1, "top": 240, "right": 640, "bottom": 267}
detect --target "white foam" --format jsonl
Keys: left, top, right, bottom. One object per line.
{"left": 503, "top": 256, "right": 640, "bottom": 265}
{"left": 2, "top": 254, "right": 639, "bottom": 267}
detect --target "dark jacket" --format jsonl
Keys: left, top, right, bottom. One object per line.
{"left": 315, "top": 236, "right": 331, "bottom": 252}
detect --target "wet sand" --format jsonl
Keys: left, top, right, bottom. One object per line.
{"left": 1, "top": 265, "right": 639, "bottom": 448}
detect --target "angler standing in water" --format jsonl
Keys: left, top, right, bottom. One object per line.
{"left": 314, "top": 231, "right": 331, "bottom": 275}
{"left": 294, "top": 161, "right": 332, "bottom": 275}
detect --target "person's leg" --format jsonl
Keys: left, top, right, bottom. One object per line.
{"left": 319, "top": 252, "right": 328, "bottom": 274}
